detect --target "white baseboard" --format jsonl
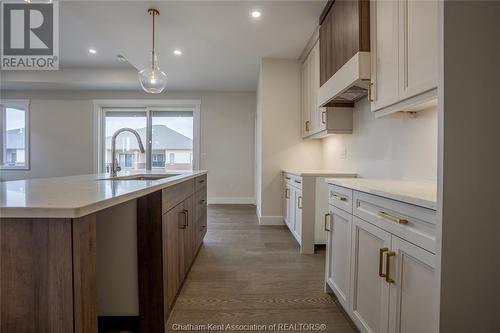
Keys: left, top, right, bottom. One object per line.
{"left": 207, "top": 197, "right": 255, "bottom": 205}
{"left": 258, "top": 215, "right": 285, "bottom": 226}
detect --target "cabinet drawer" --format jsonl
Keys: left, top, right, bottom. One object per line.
{"left": 162, "top": 179, "right": 195, "bottom": 214}
{"left": 353, "top": 191, "right": 436, "bottom": 253}
{"left": 328, "top": 184, "right": 353, "bottom": 214}
{"left": 284, "top": 173, "right": 303, "bottom": 190}
{"left": 195, "top": 174, "right": 207, "bottom": 192}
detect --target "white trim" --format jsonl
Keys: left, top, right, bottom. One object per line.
{"left": 0, "top": 99, "right": 30, "bottom": 170}
{"left": 258, "top": 215, "right": 285, "bottom": 226}
{"left": 93, "top": 99, "right": 201, "bottom": 173}
{"left": 207, "top": 197, "right": 255, "bottom": 205}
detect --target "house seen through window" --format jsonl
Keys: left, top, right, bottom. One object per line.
{"left": 103, "top": 109, "right": 194, "bottom": 172}
{"left": 1, "top": 101, "right": 30, "bottom": 170}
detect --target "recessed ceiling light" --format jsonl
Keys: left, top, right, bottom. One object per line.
{"left": 251, "top": 10, "right": 261, "bottom": 18}
{"left": 88, "top": 48, "right": 97, "bottom": 54}
{"left": 173, "top": 49, "right": 182, "bottom": 56}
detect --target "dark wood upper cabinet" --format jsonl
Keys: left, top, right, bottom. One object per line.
{"left": 319, "top": 0, "right": 370, "bottom": 86}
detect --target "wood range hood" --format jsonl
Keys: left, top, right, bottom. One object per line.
{"left": 317, "top": 0, "right": 371, "bottom": 108}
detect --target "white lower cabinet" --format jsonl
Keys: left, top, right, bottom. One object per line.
{"left": 350, "top": 217, "right": 391, "bottom": 333}
{"left": 325, "top": 206, "right": 352, "bottom": 310}
{"left": 284, "top": 181, "right": 302, "bottom": 245}
{"left": 388, "top": 236, "right": 437, "bottom": 333}
{"left": 293, "top": 188, "right": 302, "bottom": 240}
{"left": 325, "top": 185, "right": 437, "bottom": 333}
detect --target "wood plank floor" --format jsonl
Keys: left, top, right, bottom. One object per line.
{"left": 166, "top": 204, "right": 356, "bottom": 333}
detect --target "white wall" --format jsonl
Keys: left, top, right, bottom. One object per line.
{"left": 322, "top": 99, "right": 438, "bottom": 182}
{"left": 255, "top": 58, "right": 322, "bottom": 223}
{"left": 0, "top": 90, "right": 256, "bottom": 203}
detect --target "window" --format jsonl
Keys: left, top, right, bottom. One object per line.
{"left": 1, "top": 100, "right": 30, "bottom": 170}
{"left": 152, "top": 111, "right": 193, "bottom": 171}
{"left": 152, "top": 153, "right": 165, "bottom": 167}
{"left": 96, "top": 100, "right": 200, "bottom": 173}
{"left": 119, "top": 153, "right": 133, "bottom": 168}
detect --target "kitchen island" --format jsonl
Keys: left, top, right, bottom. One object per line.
{"left": 0, "top": 171, "right": 208, "bottom": 333}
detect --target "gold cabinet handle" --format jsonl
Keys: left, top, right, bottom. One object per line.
{"left": 324, "top": 213, "right": 331, "bottom": 232}
{"left": 368, "top": 82, "right": 374, "bottom": 102}
{"left": 331, "top": 193, "right": 348, "bottom": 202}
{"left": 285, "top": 188, "right": 290, "bottom": 199}
{"left": 377, "top": 211, "right": 408, "bottom": 225}
{"left": 379, "top": 248, "right": 388, "bottom": 277}
{"left": 305, "top": 121, "right": 310, "bottom": 132}
{"left": 385, "top": 251, "right": 396, "bottom": 283}
{"left": 297, "top": 196, "right": 303, "bottom": 209}
{"left": 285, "top": 177, "right": 291, "bottom": 180}
{"left": 321, "top": 110, "right": 327, "bottom": 124}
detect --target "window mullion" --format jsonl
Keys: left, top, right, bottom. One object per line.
{"left": 146, "top": 108, "right": 152, "bottom": 171}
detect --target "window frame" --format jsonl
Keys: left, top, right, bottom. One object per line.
{"left": 0, "top": 99, "right": 30, "bottom": 170}
{"left": 93, "top": 99, "right": 201, "bottom": 173}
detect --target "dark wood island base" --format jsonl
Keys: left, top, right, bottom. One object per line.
{"left": 0, "top": 173, "right": 207, "bottom": 333}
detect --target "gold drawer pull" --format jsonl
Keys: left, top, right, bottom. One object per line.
{"left": 294, "top": 180, "right": 302, "bottom": 184}
{"left": 379, "top": 248, "right": 388, "bottom": 277}
{"left": 305, "top": 121, "right": 310, "bottom": 131}
{"left": 321, "top": 110, "right": 327, "bottom": 124}
{"left": 331, "top": 193, "right": 348, "bottom": 202}
{"left": 297, "top": 196, "right": 303, "bottom": 209}
{"left": 385, "top": 251, "right": 396, "bottom": 283}
{"left": 378, "top": 211, "right": 408, "bottom": 225}
{"left": 285, "top": 177, "right": 291, "bottom": 180}
{"left": 324, "top": 213, "right": 331, "bottom": 232}
{"left": 285, "top": 188, "right": 290, "bottom": 199}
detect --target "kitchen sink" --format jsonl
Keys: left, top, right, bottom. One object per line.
{"left": 99, "top": 174, "right": 181, "bottom": 181}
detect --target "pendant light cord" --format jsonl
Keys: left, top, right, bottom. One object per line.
{"left": 151, "top": 11, "right": 156, "bottom": 70}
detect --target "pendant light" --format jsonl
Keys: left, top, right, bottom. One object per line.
{"left": 139, "top": 8, "right": 167, "bottom": 93}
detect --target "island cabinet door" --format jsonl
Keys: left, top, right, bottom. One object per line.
{"left": 350, "top": 217, "right": 391, "bottom": 333}
{"left": 181, "top": 195, "right": 195, "bottom": 279}
{"left": 163, "top": 203, "right": 183, "bottom": 311}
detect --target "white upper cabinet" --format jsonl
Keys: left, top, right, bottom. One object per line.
{"left": 301, "top": 57, "right": 311, "bottom": 137}
{"left": 301, "top": 40, "right": 352, "bottom": 139}
{"left": 370, "top": 0, "right": 438, "bottom": 117}
{"left": 399, "top": 0, "right": 438, "bottom": 100}
{"left": 370, "top": 0, "right": 400, "bottom": 111}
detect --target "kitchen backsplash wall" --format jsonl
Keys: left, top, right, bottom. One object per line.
{"left": 321, "top": 98, "right": 438, "bottom": 182}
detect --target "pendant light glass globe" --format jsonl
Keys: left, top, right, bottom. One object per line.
{"left": 139, "top": 8, "right": 167, "bottom": 94}
{"left": 139, "top": 53, "right": 167, "bottom": 93}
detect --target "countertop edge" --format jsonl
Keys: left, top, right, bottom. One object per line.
{"left": 326, "top": 178, "right": 437, "bottom": 211}
{"left": 282, "top": 170, "right": 358, "bottom": 177}
{"left": 0, "top": 171, "right": 208, "bottom": 219}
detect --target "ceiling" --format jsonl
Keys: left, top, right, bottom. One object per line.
{"left": 2, "top": 0, "right": 326, "bottom": 92}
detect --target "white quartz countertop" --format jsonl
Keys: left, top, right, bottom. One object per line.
{"left": 326, "top": 178, "right": 437, "bottom": 210}
{"left": 283, "top": 170, "right": 357, "bottom": 178}
{"left": 0, "top": 170, "right": 207, "bottom": 218}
